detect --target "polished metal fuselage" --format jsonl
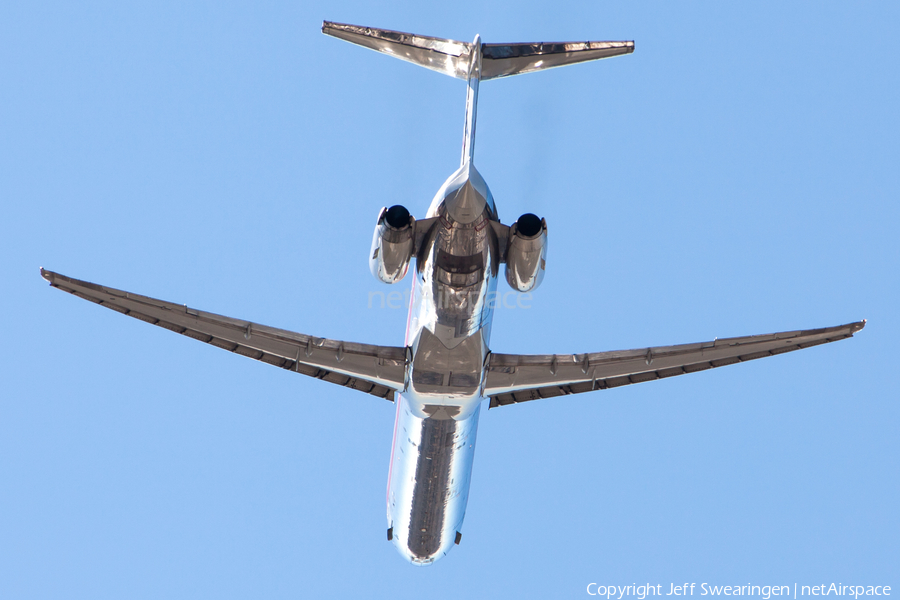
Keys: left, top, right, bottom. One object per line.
{"left": 386, "top": 160, "right": 500, "bottom": 564}
{"left": 316, "top": 20, "right": 639, "bottom": 565}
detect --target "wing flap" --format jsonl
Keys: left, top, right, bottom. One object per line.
{"left": 484, "top": 321, "right": 865, "bottom": 408}
{"left": 42, "top": 269, "right": 407, "bottom": 401}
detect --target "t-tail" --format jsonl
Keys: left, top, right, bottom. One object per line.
{"left": 322, "top": 21, "right": 634, "bottom": 166}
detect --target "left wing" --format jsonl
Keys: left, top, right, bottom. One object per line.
{"left": 484, "top": 321, "right": 865, "bottom": 408}
{"left": 41, "top": 269, "right": 407, "bottom": 401}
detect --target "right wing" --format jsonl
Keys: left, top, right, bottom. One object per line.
{"left": 484, "top": 321, "right": 865, "bottom": 408}
{"left": 41, "top": 269, "right": 407, "bottom": 401}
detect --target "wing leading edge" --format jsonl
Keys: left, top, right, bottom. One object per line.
{"left": 41, "top": 269, "right": 407, "bottom": 401}
{"left": 484, "top": 321, "right": 865, "bottom": 408}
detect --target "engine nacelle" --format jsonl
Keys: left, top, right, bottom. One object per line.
{"left": 370, "top": 205, "right": 415, "bottom": 284}
{"left": 505, "top": 213, "right": 547, "bottom": 292}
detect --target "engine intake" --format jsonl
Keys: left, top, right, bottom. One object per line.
{"left": 370, "top": 205, "right": 415, "bottom": 284}
{"left": 505, "top": 213, "right": 547, "bottom": 292}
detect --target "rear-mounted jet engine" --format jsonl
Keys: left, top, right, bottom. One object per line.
{"left": 505, "top": 213, "right": 547, "bottom": 292}
{"left": 370, "top": 204, "right": 415, "bottom": 283}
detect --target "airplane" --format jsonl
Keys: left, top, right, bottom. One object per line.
{"left": 40, "top": 21, "right": 865, "bottom": 566}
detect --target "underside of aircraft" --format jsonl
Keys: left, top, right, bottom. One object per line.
{"left": 42, "top": 21, "right": 865, "bottom": 566}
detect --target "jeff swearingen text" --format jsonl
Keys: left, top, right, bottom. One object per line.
{"left": 586, "top": 584, "right": 892, "bottom": 599}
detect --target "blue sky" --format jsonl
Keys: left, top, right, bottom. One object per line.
{"left": 2, "top": 1, "right": 897, "bottom": 598}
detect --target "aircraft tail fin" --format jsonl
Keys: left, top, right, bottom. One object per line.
{"left": 322, "top": 21, "right": 634, "bottom": 81}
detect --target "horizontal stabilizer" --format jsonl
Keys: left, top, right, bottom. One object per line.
{"left": 481, "top": 40, "right": 634, "bottom": 80}
{"left": 41, "top": 269, "right": 408, "bottom": 401}
{"left": 322, "top": 21, "right": 633, "bottom": 81}
{"left": 323, "top": 21, "right": 473, "bottom": 79}
{"left": 484, "top": 321, "right": 866, "bottom": 408}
